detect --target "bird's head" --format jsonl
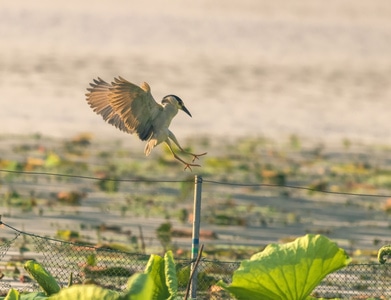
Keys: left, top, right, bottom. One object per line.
{"left": 162, "top": 95, "right": 192, "bottom": 117}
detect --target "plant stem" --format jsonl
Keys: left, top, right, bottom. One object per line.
{"left": 184, "top": 244, "right": 204, "bottom": 300}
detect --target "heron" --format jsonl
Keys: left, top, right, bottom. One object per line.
{"left": 85, "top": 76, "right": 207, "bottom": 170}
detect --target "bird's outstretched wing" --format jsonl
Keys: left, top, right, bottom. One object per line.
{"left": 86, "top": 76, "right": 162, "bottom": 140}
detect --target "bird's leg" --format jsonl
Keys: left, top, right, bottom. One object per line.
{"left": 168, "top": 131, "right": 207, "bottom": 162}
{"left": 165, "top": 140, "right": 200, "bottom": 171}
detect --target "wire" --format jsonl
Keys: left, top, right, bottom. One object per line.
{"left": 0, "top": 169, "right": 188, "bottom": 183}
{"left": 0, "top": 168, "right": 390, "bottom": 198}
{"left": 202, "top": 179, "right": 391, "bottom": 198}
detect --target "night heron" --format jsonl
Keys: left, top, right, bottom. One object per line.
{"left": 85, "top": 76, "right": 207, "bottom": 170}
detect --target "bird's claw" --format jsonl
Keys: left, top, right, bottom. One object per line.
{"left": 191, "top": 152, "right": 207, "bottom": 163}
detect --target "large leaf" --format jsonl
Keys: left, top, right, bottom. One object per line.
{"left": 49, "top": 285, "right": 119, "bottom": 300}
{"left": 2, "top": 291, "right": 48, "bottom": 300}
{"left": 144, "top": 254, "right": 170, "bottom": 300}
{"left": 4, "top": 288, "right": 20, "bottom": 300}
{"left": 141, "top": 251, "right": 178, "bottom": 300}
{"left": 24, "top": 260, "right": 60, "bottom": 296}
{"left": 123, "top": 273, "right": 153, "bottom": 300}
{"left": 218, "top": 234, "right": 351, "bottom": 300}
{"left": 20, "top": 292, "right": 48, "bottom": 300}
{"left": 164, "top": 251, "right": 178, "bottom": 300}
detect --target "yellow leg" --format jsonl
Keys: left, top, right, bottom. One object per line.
{"left": 165, "top": 140, "right": 201, "bottom": 171}
{"left": 168, "top": 131, "right": 207, "bottom": 162}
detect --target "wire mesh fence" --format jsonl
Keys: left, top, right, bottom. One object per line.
{"left": 313, "top": 263, "right": 391, "bottom": 299}
{"left": 0, "top": 225, "right": 237, "bottom": 299}
{"left": 1, "top": 224, "right": 391, "bottom": 299}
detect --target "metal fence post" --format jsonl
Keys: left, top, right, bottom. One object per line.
{"left": 190, "top": 175, "right": 202, "bottom": 299}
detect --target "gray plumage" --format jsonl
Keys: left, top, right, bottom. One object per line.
{"left": 86, "top": 76, "right": 206, "bottom": 170}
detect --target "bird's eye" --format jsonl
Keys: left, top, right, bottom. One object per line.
{"left": 178, "top": 99, "right": 184, "bottom": 106}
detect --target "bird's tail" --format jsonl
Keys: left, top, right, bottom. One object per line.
{"left": 144, "top": 139, "right": 157, "bottom": 156}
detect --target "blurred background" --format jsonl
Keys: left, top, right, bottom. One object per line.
{"left": 1, "top": 0, "right": 391, "bottom": 143}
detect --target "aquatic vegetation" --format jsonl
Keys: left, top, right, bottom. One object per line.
{"left": 1, "top": 235, "right": 350, "bottom": 299}
{"left": 156, "top": 222, "right": 173, "bottom": 252}
{"left": 24, "top": 260, "right": 60, "bottom": 295}
{"left": 2, "top": 251, "right": 177, "bottom": 300}
{"left": 56, "top": 230, "right": 80, "bottom": 241}
{"left": 44, "top": 152, "right": 61, "bottom": 168}
{"left": 217, "top": 234, "right": 350, "bottom": 300}
{"left": 97, "top": 176, "right": 120, "bottom": 193}
{"left": 377, "top": 244, "right": 391, "bottom": 264}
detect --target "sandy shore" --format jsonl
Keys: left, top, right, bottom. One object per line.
{"left": 1, "top": 0, "right": 391, "bottom": 144}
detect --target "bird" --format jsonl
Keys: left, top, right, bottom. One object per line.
{"left": 85, "top": 76, "right": 206, "bottom": 170}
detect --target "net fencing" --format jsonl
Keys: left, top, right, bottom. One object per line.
{"left": 1, "top": 224, "right": 391, "bottom": 299}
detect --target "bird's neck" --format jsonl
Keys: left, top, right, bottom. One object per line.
{"left": 162, "top": 102, "right": 179, "bottom": 119}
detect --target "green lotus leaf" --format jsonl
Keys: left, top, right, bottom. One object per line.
{"left": 377, "top": 244, "right": 391, "bottom": 264}
{"left": 164, "top": 251, "right": 178, "bottom": 300}
{"left": 4, "top": 288, "right": 20, "bottom": 300}
{"left": 123, "top": 273, "right": 153, "bottom": 300}
{"left": 218, "top": 234, "right": 351, "bottom": 300}
{"left": 143, "top": 254, "right": 170, "bottom": 300}
{"left": 49, "top": 285, "right": 119, "bottom": 300}
{"left": 20, "top": 292, "right": 47, "bottom": 300}
{"left": 24, "top": 260, "right": 60, "bottom": 296}
{"left": 141, "top": 251, "right": 178, "bottom": 300}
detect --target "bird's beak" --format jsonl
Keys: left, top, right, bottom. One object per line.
{"left": 181, "top": 105, "right": 192, "bottom": 117}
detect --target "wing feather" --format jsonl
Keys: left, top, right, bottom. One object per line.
{"left": 85, "top": 77, "right": 162, "bottom": 140}
{"left": 86, "top": 77, "right": 129, "bottom": 133}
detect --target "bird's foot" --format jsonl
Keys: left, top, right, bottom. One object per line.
{"left": 183, "top": 162, "right": 201, "bottom": 172}
{"left": 172, "top": 152, "right": 204, "bottom": 171}
{"left": 191, "top": 152, "right": 207, "bottom": 163}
